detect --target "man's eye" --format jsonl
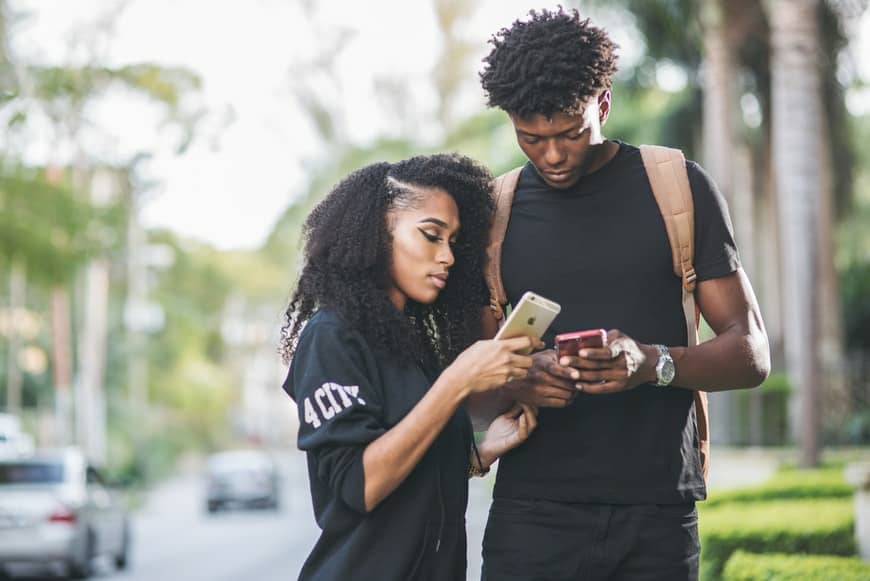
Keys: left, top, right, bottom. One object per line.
{"left": 523, "top": 137, "right": 540, "bottom": 145}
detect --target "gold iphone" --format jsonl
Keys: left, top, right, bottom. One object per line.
{"left": 494, "top": 291, "right": 562, "bottom": 354}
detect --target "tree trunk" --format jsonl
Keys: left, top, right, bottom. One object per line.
{"left": 701, "top": 0, "right": 742, "bottom": 445}
{"left": 5, "top": 262, "right": 25, "bottom": 415}
{"left": 815, "top": 83, "right": 847, "bottom": 431}
{"left": 50, "top": 287, "right": 73, "bottom": 445}
{"left": 770, "top": 0, "right": 824, "bottom": 467}
{"left": 73, "top": 168, "right": 117, "bottom": 467}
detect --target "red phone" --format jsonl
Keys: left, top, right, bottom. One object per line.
{"left": 555, "top": 329, "right": 608, "bottom": 358}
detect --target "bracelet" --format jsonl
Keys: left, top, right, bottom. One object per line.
{"left": 469, "top": 439, "right": 490, "bottom": 478}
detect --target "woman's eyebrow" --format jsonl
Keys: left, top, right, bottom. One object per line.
{"left": 417, "top": 217, "right": 449, "bottom": 227}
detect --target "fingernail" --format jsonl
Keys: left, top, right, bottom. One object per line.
{"left": 560, "top": 357, "right": 570, "bottom": 366}
{"left": 576, "top": 383, "right": 584, "bottom": 391}
{"left": 579, "top": 349, "right": 588, "bottom": 357}
{"left": 571, "top": 371, "right": 579, "bottom": 379}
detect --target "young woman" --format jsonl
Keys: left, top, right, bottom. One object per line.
{"left": 280, "top": 154, "right": 538, "bottom": 580}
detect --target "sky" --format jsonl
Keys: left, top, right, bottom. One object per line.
{"left": 9, "top": 0, "right": 870, "bottom": 251}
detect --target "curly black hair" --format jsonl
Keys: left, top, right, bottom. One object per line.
{"left": 480, "top": 7, "right": 619, "bottom": 119}
{"left": 279, "top": 153, "right": 494, "bottom": 370}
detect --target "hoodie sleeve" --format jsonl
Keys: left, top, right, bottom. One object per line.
{"left": 286, "top": 320, "right": 387, "bottom": 513}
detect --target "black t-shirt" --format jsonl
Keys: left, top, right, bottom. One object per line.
{"left": 283, "top": 309, "right": 472, "bottom": 581}
{"left": 495, "top": 141, "right": 740, "bottom": 504}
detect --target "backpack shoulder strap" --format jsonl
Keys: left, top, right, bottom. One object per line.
{"left": 485, "top": 167, "right": 523, "bottom": 321}
{"left": 639, "top": 144, "right": 710, "bottom": 481}
{"left": 639, "top": 145, "right": 697, "bottom": 294}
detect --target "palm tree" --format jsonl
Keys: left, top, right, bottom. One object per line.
{"left": 770, "top": 0, "right": 825, "bottom": 467}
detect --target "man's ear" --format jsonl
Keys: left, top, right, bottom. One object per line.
{"left": 598, "top": 90, "right": 612, "bottom": 125}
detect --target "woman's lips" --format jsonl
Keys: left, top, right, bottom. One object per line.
{"left": 429, "top": 274, "right": 448, "bottom": 289}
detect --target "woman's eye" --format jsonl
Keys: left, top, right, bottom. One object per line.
{"left": 420, "top": 230, "right": 441, "bottom": 243}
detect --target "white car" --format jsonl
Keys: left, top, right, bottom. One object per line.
{"left": 0, "top": 414, "right": 34, "bottom": 458}
{"left": 0, "top": 448, "right": 130, "bottom": 578}
{"left": 205, "top": 449, "right": 280, "bottom": 513}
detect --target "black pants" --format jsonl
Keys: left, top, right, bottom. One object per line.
{"left": 481, "top": 498, "right": 699, "bottom": 581}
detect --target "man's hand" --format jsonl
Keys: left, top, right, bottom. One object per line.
{"left": 504, "top": 349, "right": 578, "bottom": 407}
{"left": 559, "top": 329, "right": 656, "bottom": 394}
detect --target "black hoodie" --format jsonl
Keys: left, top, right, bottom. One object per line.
{"left": 284, "top": 309, "right": 472, "bottom": 581}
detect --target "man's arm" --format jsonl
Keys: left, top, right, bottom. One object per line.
{"left": 569, "top": 268, "right": 770, "bottom": 393}
{"left": 666, "top": 268, "right": 770, "bottom": 390}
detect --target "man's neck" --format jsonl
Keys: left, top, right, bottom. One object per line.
{"left": 581, "top": 139, "right": 619, "bottom": 177}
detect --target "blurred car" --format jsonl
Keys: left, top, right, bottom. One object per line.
{"left": 205, "top": 449, "right": 280, "bottom": 513}
{"left": 0, "top": 448, "right": 130, "bottom": 579}
{"left": 0, "top": 414, "right": 35, "bottom": 458}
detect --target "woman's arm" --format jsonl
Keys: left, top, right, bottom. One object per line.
{"left": 361, "top": 336, "right": 535, "bottom": 511}
{"left": 469, "top": 403, "right": 537, "bottom": 474}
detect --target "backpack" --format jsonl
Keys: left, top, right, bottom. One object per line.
{"left": 483, "top": 144, "right": 710, "bottom": 481}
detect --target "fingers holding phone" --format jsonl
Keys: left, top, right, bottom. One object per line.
{"left": 556, "top": 328, "right": 651, "bottom": 393}
{"left": 445, "top": 335, "right": 540, "bottom": 394}
{"left": 505, "top": 349, "right": 578, "bottom": 408}
{"left": 556, "top": 328, "right": 611, "bottom": 370}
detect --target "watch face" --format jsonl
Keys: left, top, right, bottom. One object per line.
{"left": 661, "top": 358, "right": 676, "bottom": 384}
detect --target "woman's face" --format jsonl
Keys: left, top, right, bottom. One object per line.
{"left": 387, "top": 187, "right": 460, "bottom": 311}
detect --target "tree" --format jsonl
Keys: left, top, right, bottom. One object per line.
{"left": 770, "top": 0, "right": 825, "bottom": 466}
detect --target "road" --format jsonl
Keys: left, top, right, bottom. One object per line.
{"left": 4, "top": 447, "right": 494, "bottom": 581}
{"left": 4, "top": 446, "right": 774, "bottom": 580}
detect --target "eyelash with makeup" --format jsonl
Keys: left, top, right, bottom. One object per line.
{"left": 419, "top": 228, "right": 457, "bottom": 246}
{"left": 419, "top": 229, "right": 440, "bottom": 242}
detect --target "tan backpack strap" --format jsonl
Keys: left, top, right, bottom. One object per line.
{"left": 485, "top": 167, "right": 522, "bottom": 321}
{"left": 640, "top": 144, "right": 709, "bottom": 481}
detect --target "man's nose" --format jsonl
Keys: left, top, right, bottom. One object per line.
{"left": 544, "top": 141, "right": 566, "bottom": 166}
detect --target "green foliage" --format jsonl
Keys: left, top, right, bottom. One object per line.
{"left": 613, "top": 0, "right": 703, "bottom": 68}
{"left": 0, "top": 164, "right": 123, "bottom": 284}
{"left": 840, "top": 261, "right": 870, "bottom": 349}
{"left": 607, "top": 82, "right": 699, "bottom": 157}
{"left": 26, "top": 63, "right": 199, "bottom": 112}
{"left": 704, "top": 464, "right": 851, "bottom": 508}
{"left": 759, "top": 372, "right": 791, "bottom": 394}
{"left": 143, "top": 231, "right": 237, "bottom": 457}
{"left": 699, "top": 499, "right": 856, "bottom": 579}
{"left": 722, "top": 550, "right": 870, "bottom": 581}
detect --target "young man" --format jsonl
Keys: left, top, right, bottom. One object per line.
{"left": 475, "top": 8, "right": 770, "bottom": 580}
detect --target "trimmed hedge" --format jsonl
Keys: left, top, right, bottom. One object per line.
{"left": 722, "top": 550, "right": 870, "bottom": 580}
{"left": 699, "top": 498, "right": 856, "bottom": 579}
{"left": 705, "top": 465, "right": 852, "bottom": 508}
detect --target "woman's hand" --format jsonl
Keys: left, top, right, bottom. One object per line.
{"left": 444, "top": 336, "right": 541, "bottom": 395}
{"left": 477, "top": 403, "right": 538, "bottom": 468}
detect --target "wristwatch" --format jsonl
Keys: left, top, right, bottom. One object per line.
{"left": 654, "top": 344, "right": 675, "bottom": 387}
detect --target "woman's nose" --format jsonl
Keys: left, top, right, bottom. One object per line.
{"left": 437, "top": 243, "right": 454, "bottom": 267}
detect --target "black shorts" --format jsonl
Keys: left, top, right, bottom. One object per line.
{"left": 481, "top": 498, "right": 699, "bottom": 581}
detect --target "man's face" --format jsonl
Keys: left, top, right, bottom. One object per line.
{"left": 510, "top": 92, "right": 610, "bottom": 190}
